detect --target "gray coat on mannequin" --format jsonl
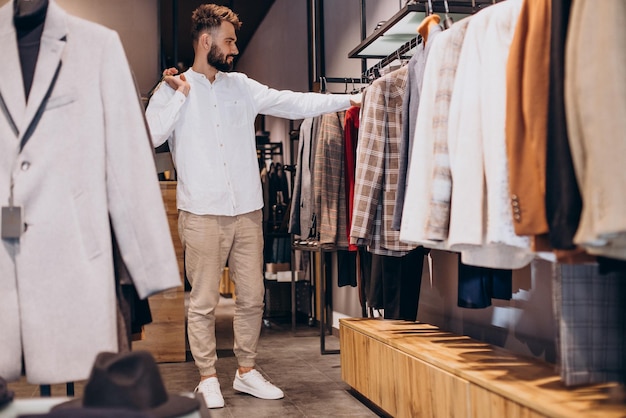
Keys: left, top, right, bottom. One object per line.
{"left": 0, "top": 0, "right": 181, "bottom": 384}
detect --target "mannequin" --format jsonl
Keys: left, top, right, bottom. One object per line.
{"left": 0, "top": 0, "right": 181, "bottom": 385}
{"left": 13, "top": 0, "right": 48, "bottom": 15}
{"left": 13, "top": 0, "right": 49, "bottom": 100}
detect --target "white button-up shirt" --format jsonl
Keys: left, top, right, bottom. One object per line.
{"left": 146, "top": 69, "right": 352, "bottom": 216}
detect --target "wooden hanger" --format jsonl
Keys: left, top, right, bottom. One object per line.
{"left": 417, "top": 14, "right": 441, "bottom": 45}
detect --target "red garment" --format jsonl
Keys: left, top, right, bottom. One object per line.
{"left": 344, "top": 106, "right": 360, "bottom": 251}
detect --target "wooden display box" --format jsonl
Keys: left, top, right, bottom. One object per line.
{"left": 219, "top": 267, "right": 235, "bottom": 298}
{"left": 265, "top": 262, "right": 290, "bottom": 273}
{"left": 340, "top": 318, "right": 625, "bottom": 418}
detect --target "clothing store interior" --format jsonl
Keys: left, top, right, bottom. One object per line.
{"left": 1, "top": 0, "right": 625, "bottom": 417}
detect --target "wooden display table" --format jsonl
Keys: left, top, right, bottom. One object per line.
{"left": 340, "top": 318, "right": 625, "bottom": 418}
{"left": 132, "top": 181, "right": 186, "bottom": 362}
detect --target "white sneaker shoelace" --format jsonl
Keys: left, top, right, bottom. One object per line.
{"left": 195, "top": 377, "right": 225, "bottom": 408}
{"left": 244, "top": 370, "right": 271, "bottom": 385}
{"left": 234, "top": 369, "right": 284, "bottom": 399}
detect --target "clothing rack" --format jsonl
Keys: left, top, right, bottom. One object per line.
{"left": 363, "top": 36, "right": 421, "bottom": 81}
{"left": 317, "top": 77, "right": 369, "bottom": 93}
{"left": 256, "top": 142, "right": 283, "bottom": 164}
{"left": 408, "top": 0, "right": 499, "bottom": 15}
{"left": 361, "top": 0, "right": 501, "bottom": 79}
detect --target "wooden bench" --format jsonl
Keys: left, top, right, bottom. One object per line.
{"left": 340, "top": 318, "right": 625, "bottom": 418}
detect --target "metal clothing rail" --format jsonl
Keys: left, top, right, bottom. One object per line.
{"left": 363, "top": 36, "right": 421, "bottom": 81}
{"left": 359, "top": 0, "right": 503, "bottom": 79}
{"left": 317, "top": 77, "right": 370, "bottom": 93}
{"left": 291, "top": 241, "right": 339, "bottom": 355}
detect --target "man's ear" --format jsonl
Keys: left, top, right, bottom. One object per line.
{"left": 201, "top": 32, "right": 212, "bottom": 50}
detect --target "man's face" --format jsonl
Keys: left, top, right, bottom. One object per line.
{"left": 207, "top": 21, "right": 238, "bottom": 72}
{"left": 207, "top": 43, "right": 234, "bottom": 72}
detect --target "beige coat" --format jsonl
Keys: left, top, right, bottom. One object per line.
{"left": 0, "top": 1, "right": 180, "bottom": 384}
{"left": 565, "top": 0, "right": 626, "bottom": 260}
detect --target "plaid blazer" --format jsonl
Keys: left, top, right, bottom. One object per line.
{"left": 314, "top": 111, "right": 348, "bottom": 249}
{"left": 425, "top": 18, "right": 472, "bottom": 241}
{"left": 350, "top": 66, "right": 416, "bottom": 256}
{"left": 553, "top": 263, "right": 626, "bottom": 386}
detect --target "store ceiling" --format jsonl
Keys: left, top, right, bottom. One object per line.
{"left": 159, "top": 0, "right": 276, "bottom": 69}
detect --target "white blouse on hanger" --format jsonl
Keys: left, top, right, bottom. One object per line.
{"left": 399, "top": 29, "right": 451, "bottom": 250}
{"left": 446, "top": 0, "right": 535, "bottom": 269}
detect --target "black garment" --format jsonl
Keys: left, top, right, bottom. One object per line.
{"left": 268, "top": 235, "right": 290, "bottom": 264}
{"left": 380, "top": 247, "right": 426, "bottom": 321}
{"left": 597, "top": 257, "right": 626, "bottom": 275}
{"left": 268, "top": 162, "right": 290, "bottom": 232}
{"left": 361, "top": 250, "right": 383, "bottom": 309}
{"left": 0, "top": 376, "right": 14, "bottom": 407}
{"left": 545, "top": 0, "right": 581, "bottom": 250}
{"left": 112, "top": 228, "right": 152, "bottom": 351}
{"left": 337, "top": 249, "right": 357, "bottom": 287}
{"left": 13, "top": 0, "right": 49, "bottom": 100}
{"left": 457, "top": 257, "right": 513, "bottom": 309}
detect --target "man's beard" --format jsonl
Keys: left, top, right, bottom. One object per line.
{"left": 207, "top": 44, "right": 234, "bottom": 72}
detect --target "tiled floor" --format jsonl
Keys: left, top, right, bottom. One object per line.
{"left": 7, "top": 296, "right": 382, "bottom": 417}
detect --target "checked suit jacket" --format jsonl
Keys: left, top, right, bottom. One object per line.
{"left": 350, "top": 66, "right": 416, "bottom": 256}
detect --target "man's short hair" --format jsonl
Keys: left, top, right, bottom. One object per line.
{"left": 191, "top": 4, "right": 242, "bottom": 44}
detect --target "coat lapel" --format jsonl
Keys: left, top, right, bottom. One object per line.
{"left": 21, "top": 0, "right": 67, "bottom": 140}
{"left": 0, "top": 1, "right": 26, "bottom": 137}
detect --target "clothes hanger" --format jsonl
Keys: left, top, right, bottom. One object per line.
{"left": 417, "top": 9, "right": 440, "bottom": 45}
{"left": 442, "top": 0, "right": 454, "bottom": 29}
{"left": 350, "top": 78, "right": 364, "bottom": 94}
{"left": 319, "top": 76, "right": 327, "bottom": 93}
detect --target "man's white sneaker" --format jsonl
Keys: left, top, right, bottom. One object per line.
{"left": 233, "top": 369, "right": 284, "bottom": 400}
{"left": 194, "top": 377, "right": 225, "bottom": 409}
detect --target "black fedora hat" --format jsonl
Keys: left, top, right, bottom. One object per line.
{"left": 51, "top": 351, "right": 200, "bottom": 418}
{"left": 19, "top": 407, "right": 154, "bottom": 418}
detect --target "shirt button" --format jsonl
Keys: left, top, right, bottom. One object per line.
{"left": 21, "top": 161, "right": 30, "bottom": 171}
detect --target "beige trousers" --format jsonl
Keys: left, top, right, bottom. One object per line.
{"left": 178, "top": 209, "right": 265, "bottom": 376}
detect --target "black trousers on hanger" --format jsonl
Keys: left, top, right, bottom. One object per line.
{"left": 380, "top": 247, "right": 426, "bottom": 321}
{"left": 360, "top": 249, "right": 382, "bottom": 310}
{"left": 457, "top": 257, "right": 513, "bottom": 309}
{"left": 337, "top": 249, "right": 357, "bottom": 287}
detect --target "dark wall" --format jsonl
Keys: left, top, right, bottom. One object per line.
{"left": 159, "top": 0, "right": 275, "bottom": 70}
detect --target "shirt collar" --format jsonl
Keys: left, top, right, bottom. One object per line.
{"left": 187, "top": 68, "right": 227, "bottom": 84}
{"left": 214, "top": 71, "right": 228, "bottom": 82}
